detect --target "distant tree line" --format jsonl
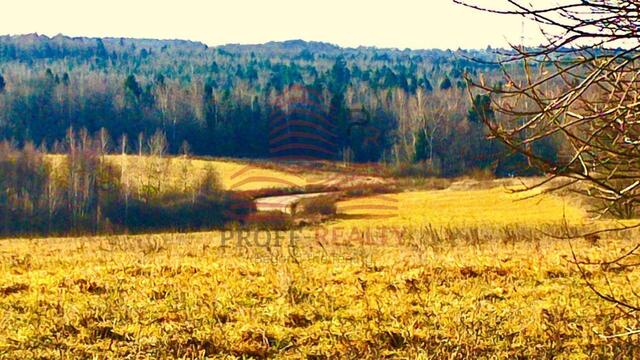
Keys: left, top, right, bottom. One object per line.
{"left": 0, "top": 34, "right": 555, "bottom": 177}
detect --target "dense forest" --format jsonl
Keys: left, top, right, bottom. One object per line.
{"left": 0, "top": 34, "right": 553, "bottom": 176}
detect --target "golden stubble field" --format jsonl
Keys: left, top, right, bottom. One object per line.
{"left": 1, "top": 159, "right": 640, "bottom": 358}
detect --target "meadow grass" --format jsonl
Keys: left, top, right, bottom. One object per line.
{"left": 48, "top": 155, "right": 327, "bottom": 191}
{"left": 334, "top": 185, "right": 586, "bottom": 228}
{"left": 1, "top": 230, "right": 639, "bottom": 358}
{"left": 1, "top": 183, "right": 639, "bottom": 358}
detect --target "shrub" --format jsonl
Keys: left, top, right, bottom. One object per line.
{"left": 389, "top": 162, "right": 439, "bottom": 178}
{"left": 467, "top": 167, "right": 496, "bottom": 181}
{"left": 395, "top": 177, "right": 452, "bottom": 191}
{"left": 197, "top": 165, "right": 223, "bottom": 197}
{"left": 299, "top": 196, "right": 337, "bottom": 216}
{"left": 223, "top": 192, "right": 255, "bottom": 221}
{"left": 0, "top": 135, "right": 256, "bottom": 237}
{"left": 244, "top": 211, "right": 293, "bottom": 230}
{"left": 343, "top": 183, "right": 397, "bottom": 197}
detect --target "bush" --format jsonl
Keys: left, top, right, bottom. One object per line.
{"left": 105, "top": 194, "right": 227, "bottom": 233}
{"left": 244, "top": 211, "right": 293, "bottom": 230}
{"left": 390, "top": 162, "right": 439, "bottom": 178}
{"left": 343, "top": 183, "right": 397, "bottom": 197}
{"left": 467, "top": 167, "right": 496, "bottom": 181}
{"left": 115, "top": 191, "right": 258, "bottom": 233}
{"left": 395, "top": 177, "right": 452, "bottom": 191}
{"left": 299, "top": 196, "right": 337, "bottom": 216}
{"left": 198, "top": 165, "right": 223, "bottom": 197}
{"left": 0, "top": 136, "right": 258, "bottom": 237}
{"left": 222, "top": 192, "right": 255, "bottom": 220}
{"left": 104, "top": 166, "right": 232, "bottom": 233}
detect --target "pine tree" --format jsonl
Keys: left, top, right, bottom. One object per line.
{"left": 414, "top": 130, "right": 428, "bottom": 163}
{"left": 468, "top": 95, "right": 494, "bottom": 123}
{"left": 96, "top": 39, "right": 108, "bottom": 58}
{"left": 423, "top": 77, "right": 433, "bottom": 92}
{"left": 440, "top": 77, "right": 452, "bottom": 90}
{"left": 330, "top": 56, "right": 351, "bottom": 93}
{"left": 124, "top": 75, "right": 142, "bottom": 99}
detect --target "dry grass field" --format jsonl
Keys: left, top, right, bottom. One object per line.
{"left": 47, "top": 155, "right": 388, "bottom": 193}
{"left": 48, "top": 155, "right": 324, "bottom": 191}
{"left": 334, "top": 185, "right": 586, "bottom": 229}
{"left": 2, "top": 158, "right": 640, "bottom": 358}
{"left": 1, "top": 228, "right": 639, "bottom": 358}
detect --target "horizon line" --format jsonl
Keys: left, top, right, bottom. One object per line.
{"left": 0, "top": 32, "right": 527, "bottom": 53}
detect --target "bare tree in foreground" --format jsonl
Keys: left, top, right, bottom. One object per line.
{"left": 457, "top": 0, "right": 640, "bottom": 334}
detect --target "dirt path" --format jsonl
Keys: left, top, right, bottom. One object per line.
{"left": 254, "top": 192, "right": 334, "bottom": 214}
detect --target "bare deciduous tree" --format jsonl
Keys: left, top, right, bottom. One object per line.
{"left": 458, "top": 0, "right": 640, "bottom": 217}
{"left": 458, "top": 0, "right": 640, "bottom": 331}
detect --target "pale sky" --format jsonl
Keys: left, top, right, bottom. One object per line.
{"left": 0, "top": 0, "right": 546, "bottom": 50}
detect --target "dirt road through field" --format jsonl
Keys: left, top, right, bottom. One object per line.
{"left": 254, "top": 192, "right": 333, "bottom": 214}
